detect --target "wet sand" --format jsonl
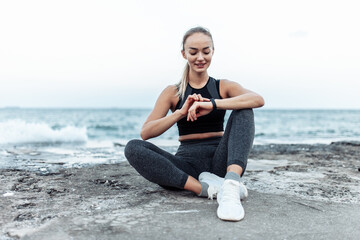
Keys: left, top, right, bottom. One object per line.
{"left": 1, "top": 142, "right": 360, "bottom": 239}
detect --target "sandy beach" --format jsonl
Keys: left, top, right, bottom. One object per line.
{"left": 1, "top": 142, "right": 360, "bottom": 240}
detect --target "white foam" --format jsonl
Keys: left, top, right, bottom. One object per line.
{"left": 43, "top": 147, "right": 76, "bottom": 155}
{"left": 2, "top": 192, "right": 14, "bottom": 197}
{"left": 86, "top": 140, "right": 115, "bottom": 148}
{"left": 0, "top": 150, "right": 10, "bottom": 156}
{"left": 0, "top": 119, "right": 88, "bottom": 144}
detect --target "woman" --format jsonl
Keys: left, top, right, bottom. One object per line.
{"left": 125, "top": 26, "right": 264, "bottom": 221}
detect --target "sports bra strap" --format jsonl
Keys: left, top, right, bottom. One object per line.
{"left": 206, "top": 77, "right": 220, "bottom": 99}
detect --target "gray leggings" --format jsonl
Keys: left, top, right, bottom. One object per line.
{"left": 124, "top": 109, "right": 254, "bottom": 189}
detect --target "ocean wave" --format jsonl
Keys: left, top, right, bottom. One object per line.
{"left": 0, "top": 120, "right": 88, "bottom": 144}
{"left": 88, "top": 125, "right": 119, "bottom": 131}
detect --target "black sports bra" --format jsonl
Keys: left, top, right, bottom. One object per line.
{"left": 175, "top": 77, "right": 226, "bottom": 136}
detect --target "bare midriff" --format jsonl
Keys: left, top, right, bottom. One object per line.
{"left": 178, "top": 131, "right": 224, "bottom": 141}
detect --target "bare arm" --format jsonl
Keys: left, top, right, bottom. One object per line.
{"left": 140, "top": 86, "right": 181, "bottom": 140}
{"left": 140, "top": 86, "right": 209, "bottom": 140}
{"left": 215, "top": 79, "right": 265, "bottom": 110}
{"left": 187, "top": 80, "right": 264, "bottom": 121}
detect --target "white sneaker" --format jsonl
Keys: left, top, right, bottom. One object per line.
{"left": 217, "top": 179, "right": 245, "bottom": 221}
{"left": 198, "top": 172, "right": 248, "bottom": 200}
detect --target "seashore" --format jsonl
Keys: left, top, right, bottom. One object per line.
{"left": 1, "top": 142, "right": 360, "bottom": 240}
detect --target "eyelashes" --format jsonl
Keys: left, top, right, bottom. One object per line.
{"left": 189, "top": 51, "right": 211, "bottom": 56}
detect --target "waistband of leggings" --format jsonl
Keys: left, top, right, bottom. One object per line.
{"left": 179, "top": 136, "right": 222, "bottom": 146}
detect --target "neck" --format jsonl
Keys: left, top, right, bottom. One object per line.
{"left": 188, "top": 70, "right": 209, "bottom": 88}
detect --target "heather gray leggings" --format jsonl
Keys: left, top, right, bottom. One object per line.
{"left": 124, "top": 109, "right": 254, "bottom": 189}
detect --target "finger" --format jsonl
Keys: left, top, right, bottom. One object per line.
{"left": 189, "top": 107, "right": 194, "bottom": 120}
{"left": 187, "top": 107, "right": 193, "bottom": 121}
{"left": 187, "top": 109, "right": 192, "bottom": 121}
{"left": 188, "top": 112, "right": 193, "bottom": 122}
{"left": 188, "top": 94, "right": 197, "bottom": 101}
{"left": 187, "top": 96, "right": 195, "bottom": 103}
{"left": 188, "top": 108, "right": 195, "bottom": 121}
{"left": 193, "top": 107, "right": 198, "bottom": 120}
{"left": 191, "top": 108, "right": 198, "bottom": 121}
{"left": 202, "top": 97, "right": 210, "bottom": 102}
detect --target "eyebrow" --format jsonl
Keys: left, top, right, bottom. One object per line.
{"left": 189, "top": 46, "right": 211, "bottom": 50}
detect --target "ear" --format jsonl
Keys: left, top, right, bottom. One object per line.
{"left": 181, "top": 50, "right": 187, "bottom": 59}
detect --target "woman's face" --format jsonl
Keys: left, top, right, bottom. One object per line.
{"left": 182, "top": 33, "right": 214, "bottom": 74}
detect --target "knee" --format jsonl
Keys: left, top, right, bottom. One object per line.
{"left": 231, "top": 108, "right": 254, "bottom": 121}
{"left": 124, "top": 139, "right": 144, "bottom": 162}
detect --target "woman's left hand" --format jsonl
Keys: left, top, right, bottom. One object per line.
{"left": 187, "top": 101, "right": 214, "bottom": 122}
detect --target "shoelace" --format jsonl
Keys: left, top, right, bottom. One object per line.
{"left": 220, "top": 181, "right": 240, "bottom": 203}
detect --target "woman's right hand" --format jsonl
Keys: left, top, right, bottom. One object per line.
{"left": 178, "top": 93, "right": 210, "bottom": 117}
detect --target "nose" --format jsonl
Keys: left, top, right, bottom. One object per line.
{"left": 197, "top": 52, "right": 204, "bottom": 61}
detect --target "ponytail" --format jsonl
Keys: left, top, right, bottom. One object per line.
{"left": 177, "top": 64, "right": 190, "bottom": 99}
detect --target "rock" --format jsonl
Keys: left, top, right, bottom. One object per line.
{"left": 14, "top": 213, "right": 35, "bottom": 221}
{"left": 331, "top": 141, "right": 360, "bottom": 147}
{"left": 1, "top": 143, "right": 360, "bottom": 239}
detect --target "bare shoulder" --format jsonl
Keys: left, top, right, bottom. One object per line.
{"left": 219, "top": 79, "right": 249, "bottom": 98}
{"left": 162, "top": 84, "right": 178, "bottom": 97}
{"left": 156, "top": 84, "right": 179, "bottom": 111}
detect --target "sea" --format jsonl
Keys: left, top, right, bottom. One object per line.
{"left": 1, "top": 108, "right": 359, "bottom": 173}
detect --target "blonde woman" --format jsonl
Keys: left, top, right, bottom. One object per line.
{"left": 125, "top": 26, "right": 264, "bottom": 221}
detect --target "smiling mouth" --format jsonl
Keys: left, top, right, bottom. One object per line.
{"left": 195, "top": 63, "right": 206, "bottom": 68}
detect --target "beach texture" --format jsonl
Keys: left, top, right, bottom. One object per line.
{"left": 1, "top": 142, "right": 360, "bottom": 240}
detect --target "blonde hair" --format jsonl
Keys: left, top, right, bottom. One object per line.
{"left": 177, "top": 26, "right": 214, "bottom": 99}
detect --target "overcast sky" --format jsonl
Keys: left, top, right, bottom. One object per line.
{"left": 0, "top": 0, "right": 359, "bottom": 109}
